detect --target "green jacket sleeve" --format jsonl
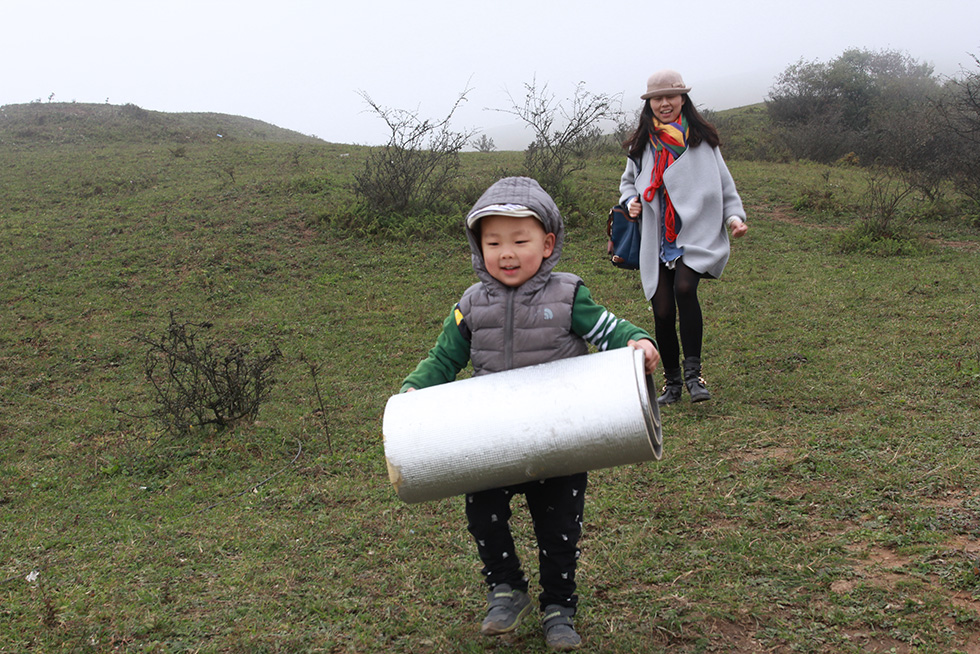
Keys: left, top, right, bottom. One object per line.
{"left": 571, "top": 284, "right": 654, "bottom": 351}
{"left": 400, "top": 306, "right": 471, "bottom": 393}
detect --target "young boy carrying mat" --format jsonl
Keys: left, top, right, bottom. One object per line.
{"left": 401, "top": 176, "right": 658, "bottom": 650}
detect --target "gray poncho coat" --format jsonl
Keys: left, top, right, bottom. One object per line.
{"left": 619, "top": 143, "right": 746, "bottom": 301}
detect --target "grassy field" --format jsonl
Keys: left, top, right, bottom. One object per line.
{"left": 1, "top": 104, "right": 980, "bottom": 653}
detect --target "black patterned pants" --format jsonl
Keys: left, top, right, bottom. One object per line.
{"left": 465, "top": 472, "right": 587, "bottom": 612}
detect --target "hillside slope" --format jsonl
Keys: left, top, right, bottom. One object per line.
{"left": 0, "top": 102, "right": 324, "bottom": 147}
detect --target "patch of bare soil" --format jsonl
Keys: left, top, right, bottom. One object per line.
{"left": 702, "top": 617, "right": 770, "bottom": 652}
{"left": 838, "top": 541, "right": 980, "bottom": 653}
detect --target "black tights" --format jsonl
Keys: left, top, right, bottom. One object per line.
{"left": 651, "top": 259, "right": 703, "bottom": 370}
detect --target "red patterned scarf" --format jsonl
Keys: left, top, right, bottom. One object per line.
{"left": 642, "top": 115, "right": 689, "bottom": 243}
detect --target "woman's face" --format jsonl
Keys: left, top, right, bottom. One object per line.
{"left": 648, "top": 94, "right": 685, "bottom": 124}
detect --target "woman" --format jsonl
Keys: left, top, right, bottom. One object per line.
{"left": 619, "top": 69, "right": 748, "bottom": 404}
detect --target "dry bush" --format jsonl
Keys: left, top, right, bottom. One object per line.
{"left": 499, "top": 78, "right": 621, "bottom": 203}
{"left": 135, "top": 313, "right": 282, "bottom": 435}
{"left": 352, "top": 89, "right": 475, "bottom": 215}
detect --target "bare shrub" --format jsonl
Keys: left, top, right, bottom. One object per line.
{"left": 861, "top": 167, "right": 915, "bottom": 237}
{"left": 135, "top": 313, "right": 282, "bottom": 435}
{"left": 353, "top": 89, "right": 475, "bottom": 215}
{"left": 612, "top": 107, "right": 641, "bottom": 150}
{"left": 837, "top": 167, "right": 919, "bottom": 255}
{"left": 471, "top": 134, "right": 497, "bottom": 152}
{"left": 498, "top": 78, "right": 621, "bottom": 202}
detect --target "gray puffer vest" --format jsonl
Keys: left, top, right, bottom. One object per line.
{"left": 458, "top": 272, "right": 588, "bottom": 376}
{"left": 461, "top": 177, "right": 587, "bottom": 375}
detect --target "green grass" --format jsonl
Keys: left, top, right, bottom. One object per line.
{"left": 1, "top": 105, "right": 980, "bottom": 653}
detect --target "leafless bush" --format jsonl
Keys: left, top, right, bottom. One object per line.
{"left": 612, "top": 107, "right": 641, "bottom": 150}
{"left": 353, "top": 89, "right": 475, "bottom": 215}
{"left": 135, "top": 313, "right": 281, "bottom": 435}
{"left": 471, "top": 133, "right": 497, "bottom": 152}
{"left": 498, "top": 78, "right": 621, "bottom": 201}
{"left": 836, "top": 167, "right": 920, "bottom": 255}
{"left": 861, "top": 166, "right": 916, "bottom": 238}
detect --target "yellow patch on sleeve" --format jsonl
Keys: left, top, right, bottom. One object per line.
{"left": 454, "top": 307, "right": 464, "bottom": 326}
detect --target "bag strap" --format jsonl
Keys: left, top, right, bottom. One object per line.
{"left": 606, "top": 205, "right": 620, "bottom": 238}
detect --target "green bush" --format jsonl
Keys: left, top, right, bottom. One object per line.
{"left": 834, "top": 220, "right": 922, "bottom": 255}
{"left": 793, "top": 187, "right": 843, "bottom": 214}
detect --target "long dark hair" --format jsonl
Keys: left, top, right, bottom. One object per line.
{"left": 622, "top": 95, "right": 721, "bottom": 162}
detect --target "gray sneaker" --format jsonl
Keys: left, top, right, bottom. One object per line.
{"left": 542, "top": 604, "right": 582, "bottom": 651}
{"left": 480, "top": 584, "right": 532, "bottom": 636}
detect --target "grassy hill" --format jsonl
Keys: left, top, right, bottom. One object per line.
{"left": 706, "top": 103, "right": 781, "bottom": 160}
{"left": 1, "top": 111, "right": 979, "bottom": 652}
{"left": 0, "top": 102, "right": 324, "bottom": 147}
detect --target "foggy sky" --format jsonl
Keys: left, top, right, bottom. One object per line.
{"left": 3, "top": 0, "right": 977, "bottom": 147}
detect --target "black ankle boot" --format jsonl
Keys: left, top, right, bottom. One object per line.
{"left": 683, "top": 357, "right": 711, "bottom": 403}
{"left": 657, "top": 367, "right": 683, "bottom": 406}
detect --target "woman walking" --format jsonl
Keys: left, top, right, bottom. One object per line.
{"left": 619, "top": 69, "right": 748, "bottom": 404}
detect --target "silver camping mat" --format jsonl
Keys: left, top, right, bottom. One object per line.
{"left": 383, "top": 347, "right": 662, "bottom": 503}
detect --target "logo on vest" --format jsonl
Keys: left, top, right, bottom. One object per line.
{"left": 542, "top": 307, "right": 554, "bottom": 320}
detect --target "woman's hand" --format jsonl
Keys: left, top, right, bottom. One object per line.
{"left": 628, "top": 198, "right": 641, "bottom": 218}
{"left": 628, "top": 339, "right": 660, "bottom": 375}
{"left": 729, "top": 218, "right": 748, "bottom": 239}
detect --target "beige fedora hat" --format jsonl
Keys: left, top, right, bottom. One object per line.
{"left": 641, "top": 69, "right": 691, "bottom": 99}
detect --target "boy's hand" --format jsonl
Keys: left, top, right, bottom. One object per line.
{"left": 628, "top": 339, "right": 660, "bottom": 375}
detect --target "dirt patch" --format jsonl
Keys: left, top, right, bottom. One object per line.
{"left": 837, "top": 630, "right": 915, "bottom": 653}
{"left": 840, "top": 540, "right": 980, "bottom": 639}
{"left": 702, "top": 617, "right": 769, "bottom": 652}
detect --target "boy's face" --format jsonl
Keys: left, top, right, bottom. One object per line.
{"left": 478, "top": 214, "right": 556, "bottom": 288}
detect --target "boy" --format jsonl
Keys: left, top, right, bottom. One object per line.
{"left": 401, "top": 177, "right": 658, "bottom": 651}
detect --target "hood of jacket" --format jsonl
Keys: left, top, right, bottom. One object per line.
{"left": 464, "top": 177, "right": 565, "bottom": 295}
